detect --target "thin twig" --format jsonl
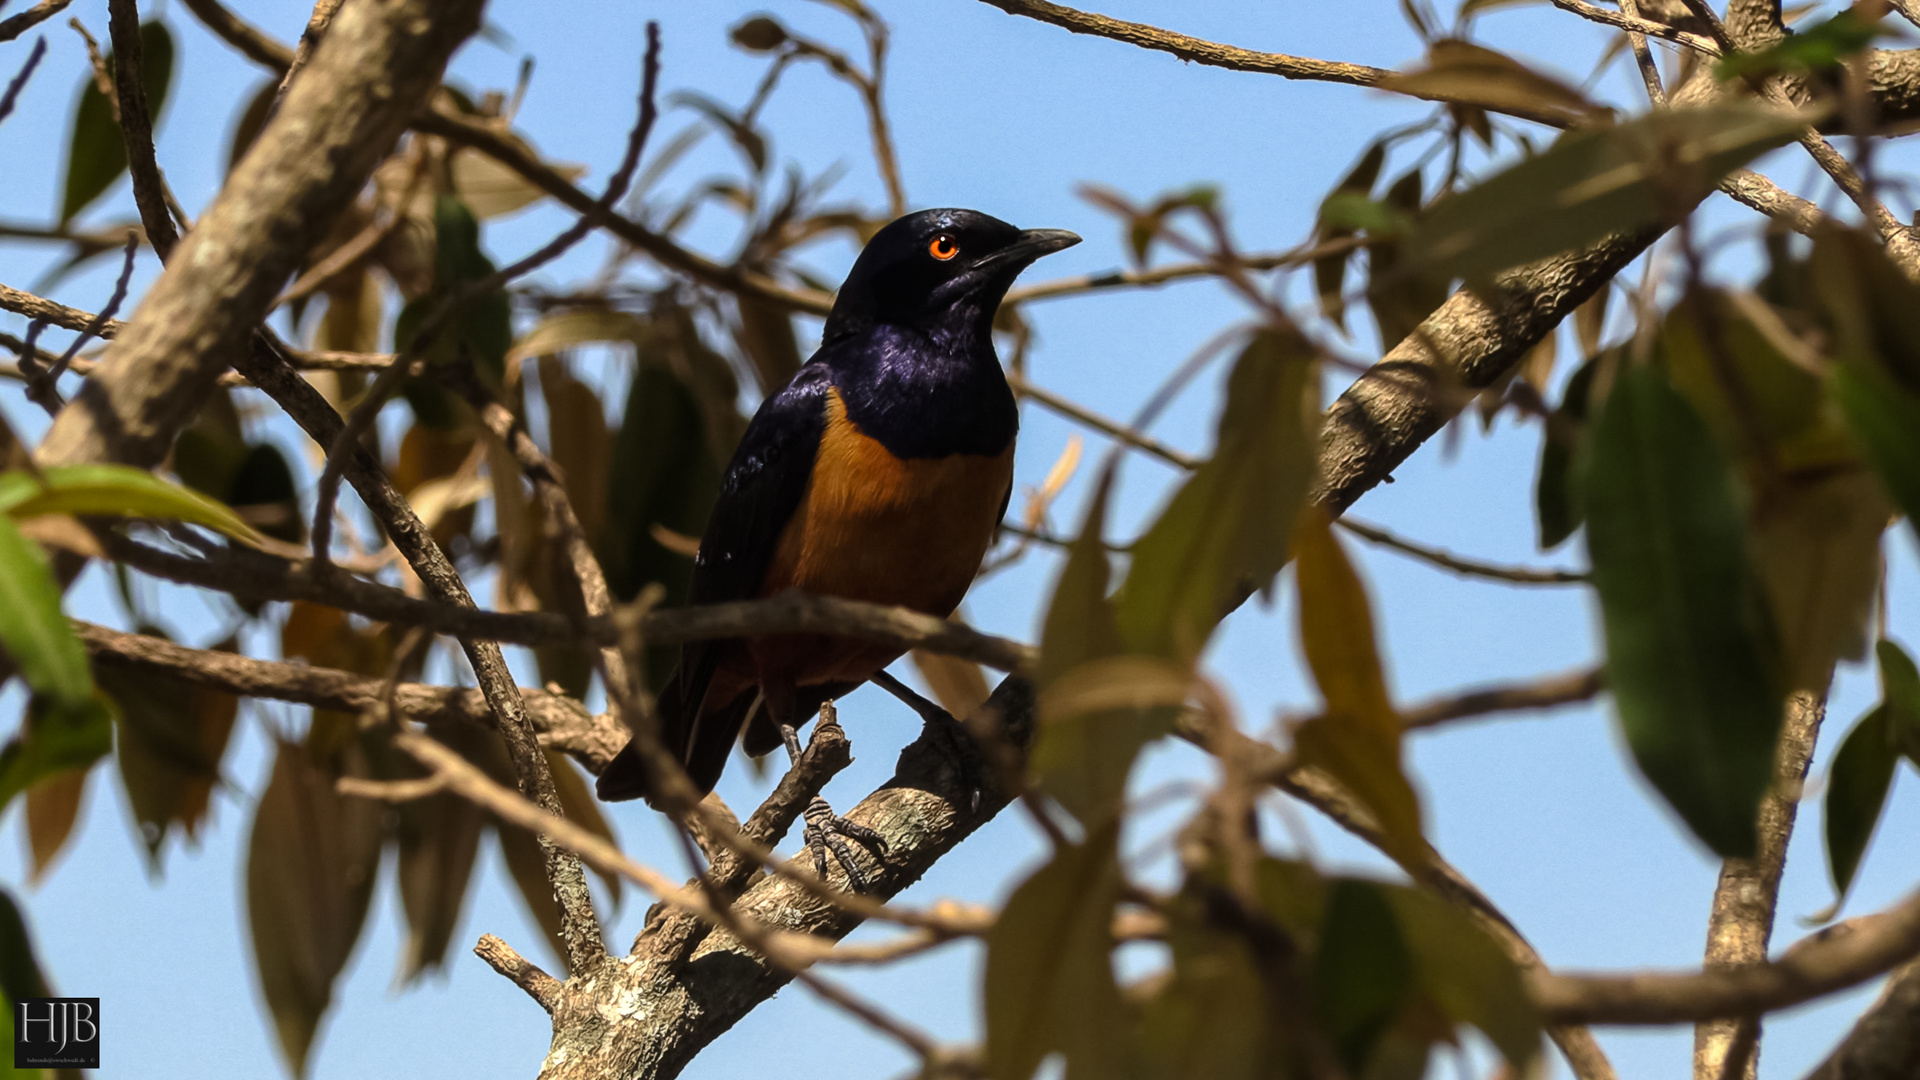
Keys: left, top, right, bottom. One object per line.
{"left": 1615, "top": 0, "right": 1670, "bottom": 107}
{"left": 107, "top": 0, "right": 180, "bottom": 260}
{"left": 0, "top": 35, "right": 47, "bottom": 127}
{"left": 1005, "top": 370, "right": 1200, "bottom": 471}
{"left": 1551, "top": 0, "right": 1721, "bottom": 57}
{"left": 0, "top": 0, "right": 73, "bottom": 44}
{"left": 1399, "top": 666, "right": 1605, "bottom": 730}
{"left": 1336, "top": 516, "right": 1588, "bottom": 585}
{"left": 473, "top": 933, "right": 561, "bottom": 1013}
{"left": 28, "top": 234, "right": 135, "bottom": 413}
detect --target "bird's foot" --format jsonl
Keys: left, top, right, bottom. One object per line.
{"left": 802, "top": 796, "right": 888, "bottom": 891}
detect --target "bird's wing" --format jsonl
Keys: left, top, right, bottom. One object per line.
{"left": 669, "top": 363, "right": 832, "bottom": 715}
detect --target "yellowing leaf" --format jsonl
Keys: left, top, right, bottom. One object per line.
{"left": 24, "top": 767, "right": 87, "bottom": 882}
{"left": 1380, "top": 40, "right": 1603, "bottom": 127}
{"left": 1293, "top": 508, "right": 1426, "bottom": 866}
{"left": 507, "top": 307, "right": 647, "bottom": 367}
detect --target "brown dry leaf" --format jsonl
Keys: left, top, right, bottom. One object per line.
{"left": 315, "top": 267, "right": 386, "bottom": 356}
{"left": 1293, "top": 507, "right": 1426, "bottom": 867}
{"left": 911, "top": 647, "right": 992, "bottom": 720}
{"left": 24, "top": 767, "right": 87, "bottom": 881}
{"left": 16, "top": 514, "right": 104, "bottom": 559}
{"left": 450, "top": 143, "right": 585, "bottom": 219}
{"left": 1575, "top": 285, "right": 1610, "bottom": 357}
{"left": 506, "top": 307, "right": 647, "bottom": 368}
{"left": 282, "top": 601, "right": 388, "bottom": 676}
{"left": 730, "top": 295, "right": 803, "bottom": 394}
{"left": 246, "top": 737, "right": 384, "bottom": 1075}
{"left": 1380, "top": 40, "right": 1603, "bottom": 126}
{"left": 395, "top": 425, "right": 480, "bottom": 548}
{"left": 100, "top": 638, "right": 241, "bottom": 865}
{"left": 538, "top": 356, "right": 611, "bottom": 547}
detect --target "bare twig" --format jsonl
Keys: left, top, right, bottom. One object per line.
{"left": 1550, "top": 0, "right": 1721, "bottom": 57}
{"left": 1336, "top": 516, "right": 1589, "bottom": 585}
{"left": 1005, "top": 370, "right": 1200, "bottom": 471}
{"left": 1400, "top": 666, "right": 1606, "bottom": 730}
{"left": 0, "top": 0, "right": 72, "bottom": 44}
{"left": 1615, "top": 0, "right": 1670, "bottom": 107}
{"left": 0, "top": 36, "right": 46, "bottom": 127}
{"left": 1006, "top": 243, "right": 1356, "bottom": 304}
{"left": 27, "top": 234, "right": 135, "bottom": 414}
{"left": 106, "top": 0, "right": 180, "bottom": 260}
{"left": 1719, "top": 169, "right": 1831, "bottom": 236}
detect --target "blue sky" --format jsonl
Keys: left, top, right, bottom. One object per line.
{"left": 3, "top": 1, "right": 1919, "bottom": 1078}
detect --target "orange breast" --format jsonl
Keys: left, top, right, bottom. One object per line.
{"left": 751, "top": 387, "right": 1013, "bottom": 687}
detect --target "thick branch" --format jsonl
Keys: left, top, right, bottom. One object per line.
{"left": 36, "top": 0, "right": 481, "bottom": 471}
{"left": 1693, "top": 691, "right": 1826, "bottom": 1080}
{"left": 1801, "top": 958, "right": 1920, "bottom": 1080}
{"left": 1535, "top": 889, "right": 1920, "bottom": 1024}
{"left": 75, "top": 620, "right": 628, "bottom": 767}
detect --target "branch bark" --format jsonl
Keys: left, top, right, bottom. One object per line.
{"left": 1801, "top": 958, "right": 1920, "bottom": 1080}
{"left": 35, "top": 0, "right": 481, "bottom": 471}
{"left": 1693, "top": 691, "right": 1826, "bottom": 1080}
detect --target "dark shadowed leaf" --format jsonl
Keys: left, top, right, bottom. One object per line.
{"left": 984, "top": 827, "right": 1126, "bottom": 1080}
{"left": 1136, "top": 874, "right": 1279, "bottom": 1080}
{"left": 225, "top": 77, "right": 278, "bottom": 174}
{"left": 246, "top": 738, "right": 383, "bottom": 1077}
{"left": 24, "top": 767, "right": 87, "bottom": 882}
{"left": 1293, "top": 509, "right": 1426, "bottom": 866}
{"left": 1313, "top": 879, "right": 1414, "bottom": 1075}
{"left": 61, "top": 20, "right": 174, "bottom": 224}
{"left": 1880, "top": 639, "right": 1920, "bottom": 764}
{"left": 1402, "top": 103, "right": 1812, "bottom": 282}
{"left": 395, "top": 786, "right": 484, "bottom": 982}
{"left": 99, "top": 649, "right": 239, "bottom": 869}
{"left": 0, "top": 696, "right": 113, "bottom": 821}
{"left": 1117, "top": 329, "right": 1319, "bottom": 660}
{"left": 1747, "top": 471, "right": 1887, "bottom": 693}
{"left": 1583, "top": 363, "right": 1783, "bottom": 857}
{"left": 229, "top": 444, "right": 304, "bottom": 545}
{"left": 394, "top": 197, "right": 511, "bottom": 384}
{"left": 1824, "top": 705, "right": 1896, "bottom": 902}
{"left": 731, "top": 294, "right": 804, "bottom": 393}
{"left": 1536, "top": 355, "right": 1597, "bottom": 549}
{"left": 1, "top": 887, "right": 54, "bottom": 1003}
{"left": 538, "top": 357, "right": 610, "bottom": 547}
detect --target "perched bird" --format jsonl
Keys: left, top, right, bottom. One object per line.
{"left": 595, "top": 208, "right": 1078, "bottom": 883}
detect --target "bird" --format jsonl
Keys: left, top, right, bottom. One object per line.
{"left": 594, "top": 208, "right": 1079, "bottom": 885}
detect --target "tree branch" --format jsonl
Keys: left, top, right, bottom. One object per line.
{"left": 1693, "top": 691, "right": 1826, "bottom": 1080}
{"left": 1535, "top": 888, "right": 1920, "bottom": 1024}
{"left": 1800, "top": 957, "right": 1920, "bottom": 1080}
{"left": 105, "top": 0, "right": 180, "bottom": 261}
{"left": 35, "top": 0, "right": 482, "bottom": 471}
{"left": 0, "top": 0, "right": 76, "bottom": 45}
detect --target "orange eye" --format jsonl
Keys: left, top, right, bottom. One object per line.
{"left": 928, "top": 234, "right": 960, "bottom": 261}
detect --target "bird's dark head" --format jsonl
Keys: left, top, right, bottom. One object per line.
{"left": 823, "top": 208, "right": 1080, "bottom": 342}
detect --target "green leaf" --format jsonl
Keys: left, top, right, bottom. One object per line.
{"left": 1583, "top": 363, "right": 1784, "bottom": 857}
{"left": 61, "top": 20, "right": 174, "bottom": 224}
{"left": 1365, "top": 170, "right": 1452, "bottom": 350}
{"left": 1313, "top": 879, "right": 1415, "bottom": 1075}
{"left": 1402, "top": 103, "right": 1812, "bottom": 282}
{"left": 1031, "top": 469, "right": 1171, "bottom": 826}
{"left": 1824, "top": 706, "right": 1897, "bottom": 902}
{"left": 0, "top": 887, "right": 54, "bottom": 1003}
{"left": 1116, "top": 329, "right": 1319, "bottom": 661}
{"left": 0, "top": 512, "right": 94, "bottom": 713}
{"left": 1382, "top": 886, "right": 1541, "bottom": 1073}
{"left": 395, "top": 196, "right": 512, "bottom": 383}
{"left": 1536, "top": 355, "right": 1597, "bottom": 549}
{"left": 0, "top": 463, "right": 266, "bottom": 545}
{"left": 1718, "top": 10, "right": 1888, "bottom": 81}
{"left": 984, "top": 827, "right": 1126, "bottom": 1080}
{"left": 0, "top": 695, "right": 114, "bottom": 819}
{"left": 1315, "top": 141, "right": 1388, "bottom": 331}
{"left": 1833, "top": 361, "right": 1920, "bottom": 542}
{"left": 1135, "top": 893, "right": 1273, "bottom": 1080}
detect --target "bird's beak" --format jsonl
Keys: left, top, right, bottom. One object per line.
{"left": 976, "top": 228, "right": 1082, "bottom": 274}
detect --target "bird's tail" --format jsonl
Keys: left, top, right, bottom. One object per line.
{"left": 593, "top": 666, "right": 757, "bottom": 804}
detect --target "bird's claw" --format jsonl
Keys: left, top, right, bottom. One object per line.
{"left": 802, "top": 795, "right": 887, "bottom": 892}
